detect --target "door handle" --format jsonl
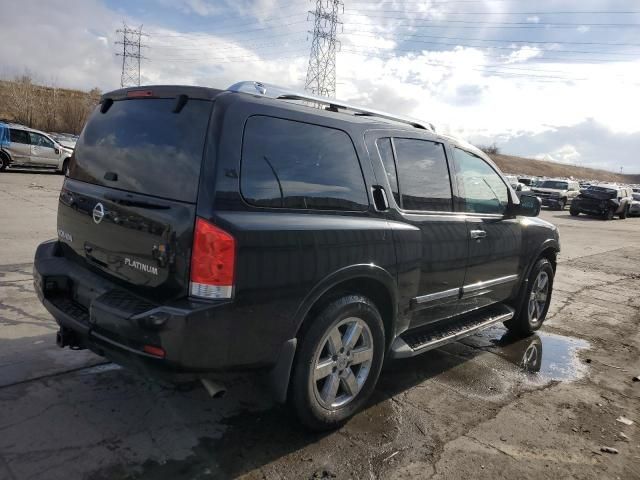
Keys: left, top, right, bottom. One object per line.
{"left": 371, "top": 185, "right": 389, "bottom": 211}
{"left": 470, "top": 229, "right": 487, "bottom": 240}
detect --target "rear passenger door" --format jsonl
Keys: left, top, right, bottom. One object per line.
{"left": 370, "top": 134, "right": 469, "bottom": 329}
{"left": 451, "top": 148, "right": 522, "bottom": 313}
{"left": 8, "top": 129, "right": 31, "bottom": 163}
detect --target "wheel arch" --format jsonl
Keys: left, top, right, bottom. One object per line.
{"left": 509, "top": 239, "right": 559, "bottom": 308}
{"left": 293, "top": 264, "right": 398, "bottom": 350}
{"left": 269, "top": 265, "right": 398, "bottom": 404}
{"left": 0, "top": 149, "right": 12, "bottom": 165}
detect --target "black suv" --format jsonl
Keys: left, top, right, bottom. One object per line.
{"left": 570, "top": 185, "right": 633, "bottom": 220}
{"left": 34, "top": 82, "right": 560, "bottom": 430}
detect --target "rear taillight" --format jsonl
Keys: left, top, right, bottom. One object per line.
{"left": 190, "top": 218, "right": 235, "bottom": 299}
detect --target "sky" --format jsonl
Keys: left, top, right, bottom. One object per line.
{"left": 0, "top": 0, "right": 639, "bottom": 173}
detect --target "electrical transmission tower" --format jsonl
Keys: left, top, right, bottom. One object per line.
{"left": 305, "top": 0, "right": 343, "bottom": 98}
{"left": 115, "top": 23, "right": 146, "bottom": 88}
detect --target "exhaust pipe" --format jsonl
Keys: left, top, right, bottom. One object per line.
{"left": 56, "top": 330, "right": 66, "bottom": 348}
{"left": 56, "top": 328, "right": 83, "bottom": 349}
{"left": 201, "top": 379, "right": 227, "bottom": 398}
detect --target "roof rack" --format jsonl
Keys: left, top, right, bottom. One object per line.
{"left": 227, "top": 81, "right": 435, "bottom": 132}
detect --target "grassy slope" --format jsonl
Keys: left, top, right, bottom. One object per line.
{"left": 489, "top": 153, "right": 640, "bottom": 184}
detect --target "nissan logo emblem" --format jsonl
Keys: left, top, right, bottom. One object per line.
{"left": 92, "top": 202, "right": 105, "bottom": 224}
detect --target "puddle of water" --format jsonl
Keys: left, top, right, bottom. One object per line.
{"left": 461, "top": 325, "right": 590, "bottom": 382}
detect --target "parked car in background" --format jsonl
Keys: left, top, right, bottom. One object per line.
{"left": 505, "top": 175, "right": 531, "bottom": 195}
{"left": 530, "top": 179, "right": 580, "bottom": 210}
{"left": 33, "top": 81, "right": 559, "bottom": 431}
{"left": 0, "top": 123, "right": 73, "bottom": 174}
{"left": 49, "top": 133, "right": 78, "bottom": 151}
{"left": 518, "top": 176, "right": 540, "bottom": 187}
{"left": 570, "top": 185, "right": 633, "bottom": 220}
{"left": 626, "top": 192, "right": 640, "bottom": 217}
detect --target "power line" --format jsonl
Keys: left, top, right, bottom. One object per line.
{"left": 337, "top": 49, "right": 638, "bottom": 83}
{"left": 342, "top": 31, "right": 640, "bottom": 57}
{"left": 146, "top": 19, "right": 308, "bottom": 38}
{"left": 305, "top": 0, "right": 343, "bottom": 97}
{"left": 341, "top": 17, "right": 640, "bottom": 28}
{"left": 342, "top": 31, "right": 640, "bottom": 48}
{"left": 115, "top": 23, "right": 147, "bottom": 87}
{"left": 344, "top": 9, "right": 640, "bottom": 15}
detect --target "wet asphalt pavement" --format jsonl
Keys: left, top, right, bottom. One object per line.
{"left": 0, "top": 171, "right": 639, "bottom": 480}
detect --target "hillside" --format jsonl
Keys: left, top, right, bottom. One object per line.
{"left": 489, "top": 153, "right": 640, "bottom": 184}
{"left": 0, "top": 77, "right": 100, "bottom": 134}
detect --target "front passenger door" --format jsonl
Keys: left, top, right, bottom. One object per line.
{"left": 452, "top": 148, "right": 522, "bottom": 314}
{"left": 29, "top": 132, "right": 59, "bottom": 167}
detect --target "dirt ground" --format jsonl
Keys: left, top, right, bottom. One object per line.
{"left": 0, "top": 170, "right": 638, "bottom": 480}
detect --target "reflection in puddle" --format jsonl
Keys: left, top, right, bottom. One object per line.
{"left": 461, "top": 326, "right": 590, "bottom": 382}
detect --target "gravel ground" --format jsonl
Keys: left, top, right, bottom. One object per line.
{"left": 0, "top": 170, "right": 638, "bottom": 480}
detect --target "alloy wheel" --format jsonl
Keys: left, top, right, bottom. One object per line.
{"left": 528, "top": 271, "right": 549, "bottom": 324}
{"left": 312, "top": 317, "right": 374, "bottom": 409}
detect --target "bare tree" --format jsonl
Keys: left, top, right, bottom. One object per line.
{"left": 6, "top": 73, "right": 37, "bottom": 127}
{"left": 479, "top": 143, "right": 500, "bottom": 155}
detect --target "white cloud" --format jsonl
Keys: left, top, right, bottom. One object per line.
{"left": 1, "top": 0, "right": 639, "bottom": 173}
{"left": 535, "top": 144, "right": 581, "bottom": 164}
{"left": 503, "top": 46, "right": 542, "bottom": 64}
{"left": 172, "top": 0, "right": 222, "bottom": 17}
{"left": 526, "top": 16, "right": 541, "bottom": 24}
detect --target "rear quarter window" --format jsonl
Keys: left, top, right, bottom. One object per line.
{"left": 240, "top": 116, "right": 368, "bottom": 211}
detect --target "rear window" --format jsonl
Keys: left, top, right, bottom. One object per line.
{"left": 71, "top": 98, "right": 213, "bottom": 203}
{"left": 240, "top": 116, "right": 368, "bottom": 211}
{"left": 539, "top": 180, "right": 568, "bottom": 190}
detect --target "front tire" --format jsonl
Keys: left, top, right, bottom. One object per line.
{"left": 59, "top": 158, "right": 70, "bottom": 176}
{"left": 290, "top": 294, "right": 385, "bottom": 431}
{"left": 0, "top": 153, "right": 7, "bottom": 172}
{"left": 505, "top": 258, "right": 554, "bottom": 337}
{"left": 569, "top": 207, "right": 579, "bottom": 217}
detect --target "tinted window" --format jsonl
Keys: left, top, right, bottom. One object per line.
{"left": 9, "top": 129, "right": 29, "bottom": 144}
{"left": 376, "top": 138, "right": 399, "bottom": 204}
{"left": 72, "top": 98, "right": 213, "bottom": 203}
{"left": 241, "top": 116, "right": 368, "bottom": 211}
{"left": 29, "top": 133, "right": 54, "bottom": 148}
{"left": 539, "top": 180, "right": 569, "bottom": 190}
{"left": 453, "top": 148, "right": 509, "bottom": 214}
{"left": 393, "top": 138, "right": 452, "bottom": 211}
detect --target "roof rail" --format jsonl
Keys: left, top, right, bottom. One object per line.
{"left": 227, "top": 81, "right": 435, "bottom": 132}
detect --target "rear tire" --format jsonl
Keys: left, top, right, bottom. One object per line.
{"left": 0, "top": 153, "right": 8, "bottom": 171}
{"left": 290, "top": 294, "right": 385, "bottom": 431}
{"left": 619, "top": 206, "right": 628, "bottom": 220}
{"left": 504, "top": 258, "right": 554, "bottom": 338}
{"left": 569, "top": 208, "right": 579, "bottom": 217}
{"left": 604, "top": 207, "right": 615, "bottom": 220}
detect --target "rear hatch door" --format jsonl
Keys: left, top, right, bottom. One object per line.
{"left": 57, "top": 91, "right": 214, "bottom": 300}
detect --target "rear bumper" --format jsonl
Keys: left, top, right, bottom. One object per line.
{"left": 540, "top": 197, "right": 562, "bottom": 207}
{"left": 571, "top": 202, "right": 607, "bottom": 216}
{"left": 34, "top": 240, "right": 293, "bottom": 383}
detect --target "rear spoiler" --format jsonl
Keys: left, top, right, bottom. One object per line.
{"left": 101, "top": 85, "right": 224, "bottom": 102}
